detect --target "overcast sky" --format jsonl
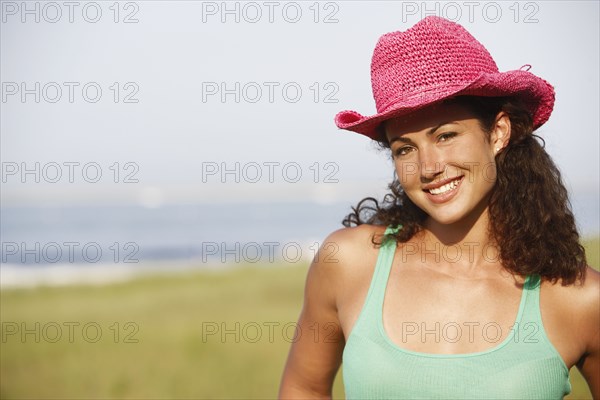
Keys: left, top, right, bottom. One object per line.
{"left": 1, "top": 1, "right": 599, "bottom": 207}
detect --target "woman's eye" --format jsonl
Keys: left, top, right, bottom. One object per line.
{"left": 438, "top": 132, "right": 457, "bottom": 142}
{"left": 394, "top": 146, "right": 413, "bottom": 157}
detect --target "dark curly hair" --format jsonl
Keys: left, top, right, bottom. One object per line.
{"left": 342, "top": 95, "right": 587, "bottom": 285}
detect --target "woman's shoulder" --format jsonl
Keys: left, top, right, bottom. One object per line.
{"left": 322, "top": 223, "right": 387, "bottom": 246}
{"left": 301, "top": 224, "right": 388, "bottom": 313}
{"left": 309, "top": 224, "right": 388, "bottom": 280}
{"left": 548, "top": 266, "right": 600, "bottom": 304}
{"left": 571, "top": 267, "right": 600, "bottom": 320}
{"left": 567, "top": 267, "right": 600, "bottom": 358}
{"left": 320, "top": 223, "right": 388, "bottom": 260}
{"left": 543, "top": 266, "right": 600, "bottom": 343}
{"left": 580, "top": 266, "right": 600, "bottom": 299}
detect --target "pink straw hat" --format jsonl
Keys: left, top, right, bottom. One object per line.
{"left": 335, "top": 16, "right": 555, "bottom": 140}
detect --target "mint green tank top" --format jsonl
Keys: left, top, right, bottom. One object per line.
{"left": 342, "top": 226, "right": 571, "bottom": 399}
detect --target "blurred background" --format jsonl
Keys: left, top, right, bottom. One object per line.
{"left": 1, "top": 1, "right": 598, "bottom": 398}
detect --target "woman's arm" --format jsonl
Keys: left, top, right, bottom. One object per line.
{"left": 278, "top": 232, "right": 347, "bottom": 399}
{"left": 577, "top": 267, "right": 600, "bottom": 398}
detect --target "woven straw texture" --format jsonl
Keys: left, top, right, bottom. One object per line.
{"left": 335, "top": 16, "right": 555, "bottom": 139}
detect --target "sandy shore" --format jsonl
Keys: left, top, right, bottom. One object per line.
{"left": 0, "top": 260, "right": 241, "bottom": 289}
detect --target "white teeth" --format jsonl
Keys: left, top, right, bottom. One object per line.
{"left": 428, "top": 178, "right": 461, "bottom": 195}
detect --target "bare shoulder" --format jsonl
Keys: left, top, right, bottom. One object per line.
{"left": 574, "top": 267, "right": 600, "bottom": 325}
{"left": 320, "top": 224, "right": 387, "bottom": 255}
{"left": 581, "top": 266, "right": 600, "bottom": 301}
{"left": 563, "top": 267, "right": 600, "bottom": 391}
{"left": 544, "top": 266, "right": 599, "bottom": 311}
{"left": 307, "top": 224, "right": 387, "bottom": 300}
{"left": 313, "top": 224, "right": 387, "bottom": 274}
{"left": 544, "top": 267, "right": 600, "bottom": 346}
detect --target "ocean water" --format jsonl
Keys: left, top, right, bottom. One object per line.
{"left": 0, "top": 202, "right": 351, "bottom": 266}
{"left": 1, "top": 194, "right": 598, "bottom": 268}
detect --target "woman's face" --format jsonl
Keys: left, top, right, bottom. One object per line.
{"left": 385, "top": 102, "right": 510, "bottom": 226}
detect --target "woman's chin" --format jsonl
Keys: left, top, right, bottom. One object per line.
{"left": 426, "top": 213, "right": 464, "bottom": 226}
{"left": 423, "top": 201, "right": 489, "bottom": 229}
{"left": 422, "top": 203, "right": 473, "bottom": 226}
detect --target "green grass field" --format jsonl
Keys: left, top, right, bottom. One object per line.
{"left": 1, "top": 238, "right": 598, "bottom": 399}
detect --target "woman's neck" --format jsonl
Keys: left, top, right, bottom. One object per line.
{"left": 418, "top": 202, "right": 502, "bottom": 277}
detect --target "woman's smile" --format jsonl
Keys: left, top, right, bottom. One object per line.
{"left": 422, "top": 175, "right": 464, "bottom": 203}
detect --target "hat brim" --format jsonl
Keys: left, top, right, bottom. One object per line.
{"left": 335, "top": 70, "right": 555, "bottom": 140}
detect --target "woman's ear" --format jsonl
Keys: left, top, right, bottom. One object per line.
{"left": 491, "top": 111, "right": 511, "bottom": 153}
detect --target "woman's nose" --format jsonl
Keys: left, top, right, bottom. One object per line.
{"left": 419, "top": 146, "right": 446, "bottom": 180}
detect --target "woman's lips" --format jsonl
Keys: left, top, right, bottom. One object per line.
{"left": 423, "top": 176, "right": 464, "bottom": 204}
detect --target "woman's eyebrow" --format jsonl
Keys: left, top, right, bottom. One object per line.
{"left": 389, "top": 136, "right": 413, "bottom": 145}
{"left": 427, "top": 121, "right": 459, "bottom": 135}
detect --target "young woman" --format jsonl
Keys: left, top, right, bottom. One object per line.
{"left": 278, "top": 16, "right": 599, "bottom": 399}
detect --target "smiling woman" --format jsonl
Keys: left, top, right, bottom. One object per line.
{"left": 278, "top": 16, "right": 599, "bottom": 399}
{"left": 383, "top": 100, "right": 504, "bottom": 225}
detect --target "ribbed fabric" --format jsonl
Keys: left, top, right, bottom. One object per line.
{"left": 342, "top": 226, "right": 571, "bottom": 399}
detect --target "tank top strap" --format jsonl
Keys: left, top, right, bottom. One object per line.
{"left": 512, "top": 273, "right": 570, "bottom": 376}
{"left": 519, "top": 273, "right": 542, "bottom": 325}
{"left": 355, "top": 225, "right": 401, "bottom": 327}
{"left": 374, "top": 224, "right": 401, "bottom": 286}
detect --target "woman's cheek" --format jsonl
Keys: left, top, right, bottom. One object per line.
{"left": 480, "top": 161, "right": 497, "bottom": 185}
{"left": 396, "top": 161, "right": 420, "bottom": 185}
